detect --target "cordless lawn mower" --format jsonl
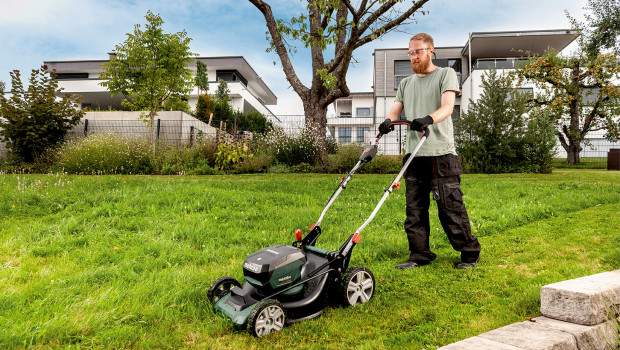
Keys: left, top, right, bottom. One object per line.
{"left": 208, "top": 121, "right": 427, "bottom": 337}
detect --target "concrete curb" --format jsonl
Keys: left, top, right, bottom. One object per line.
{"left": 439, "top": 270, "right": 620, "bottom": 350}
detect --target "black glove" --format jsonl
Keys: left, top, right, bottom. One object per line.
{"left": 379, "top": 119, "right": 394, "bottom": 134}
{"left": 410, "top": 115, "right": 434, "bottom": 132}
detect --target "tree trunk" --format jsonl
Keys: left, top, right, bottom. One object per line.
{"left": 301, "top": 93, "right": 329, "bottom": 165}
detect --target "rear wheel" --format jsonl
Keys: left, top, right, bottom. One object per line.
{"left": 207, "top": 277, "right": 241, "bottom": 303}
{"left": 341, "top": 266, "right": 375, "bottom": 306}
{"left": 247, "top": 299, "right": 286, "bottom": 337}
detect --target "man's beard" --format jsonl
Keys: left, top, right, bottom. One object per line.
{"left": 411, "top": 58, "right": 431, "bottom": 74}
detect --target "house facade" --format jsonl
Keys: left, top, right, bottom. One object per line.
{"left": 43, "top": 56, "right": 278, "bottom": 119}
{"left": 329, "top": 29, "right": 580, "bottom": 155}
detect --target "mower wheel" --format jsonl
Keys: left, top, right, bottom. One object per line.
{"left": 341, "top": 266, "right": 375, "bottom": 307}
{"left": 207, "top": 277, "right": 241, "bottom": 303}
{"left": 247, "top": 299, "right": 286, "bottom": 337}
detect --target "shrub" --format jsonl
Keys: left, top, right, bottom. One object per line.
{"left": 236, "top": 154, "right": 273, "bottom": 173}
{"left": 362, "top": 154, "right": 402, "bottom": 174}
{"left": 215, "top": 141, "right": 253, "bottom": 170}
{"left": 265, "top": 126, "right": 320, "bottom": 166}
{"left": 56, "top": 133, "right": 154, "bottom": 174}
{"left": 268, "top": 163, "right": 292, "bottom": 173}
{"left": 155, "top": 139, "right": 218, "bottom": 174}
{"left": 455, "top": 69, "right": 556, "bottom": 173}
{"left": 325, "top": 143, "right": 365, "bottom": 173}
{"left": 0, "top": 66, "right": 84, "bottom": 162}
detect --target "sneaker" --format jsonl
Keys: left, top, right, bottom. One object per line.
{"left": 396, "top": 261, "right": 422, "bottom": 270}
{"left": 456, "top": 260, "right": 478, "bottom": 269}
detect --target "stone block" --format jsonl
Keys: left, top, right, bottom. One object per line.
{"left": 438, "top": 336, "right": 524, "bottom": 349}
{"left": 541, "top": 272, "right": 620, "bottom": 326}
{"left": 532, "top": 316, "right": 620, "bottom": 350}
{"left": 478, "top": 322, "right": 578, "bottom": 350}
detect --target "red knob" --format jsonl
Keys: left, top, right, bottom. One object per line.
{"left": 295, "top": 229, "right": 302, "bottom": 241}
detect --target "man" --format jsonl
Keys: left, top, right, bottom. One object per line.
{"left": 379, "top": 33, "right": 481, "bottom": 270}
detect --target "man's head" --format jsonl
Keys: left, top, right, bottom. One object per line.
{"left": 409, "top": 33, "right": 435, "bottom": 75}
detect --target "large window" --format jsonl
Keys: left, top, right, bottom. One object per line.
{"left": 356, "top": 108, "right": 370, "bottom": 117}
{"left": 216, "top": 70, "right": 248, "bottom": 86}
{"left": 338, "top": 127, "right": 351, "bottom": 143}
{"left": 357, "top": 127, "right": 370, "bottom": 143}
{"left": 394, "top": 60, "right": 411, "bottom": 90}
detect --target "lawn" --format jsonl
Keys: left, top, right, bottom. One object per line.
{"left": 0, "top": 169, "right": 618, "bottom": 349}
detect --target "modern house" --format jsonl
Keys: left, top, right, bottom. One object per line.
{"left": 43, "top": 56, "right": 278, "bottom": 119}
{"left": 329, "top": 29, "right": 580, "bottom": 155}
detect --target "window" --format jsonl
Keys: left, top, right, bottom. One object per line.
{"left": 54, "top": 73, "right": 89, "bottom": 80}
{"left": 338, "top": 127, "right": 351, "bottom": 143}
{"left": 394, "top": 60, "right": 411, "bottom": 90}
{"left": 357, "top": 127, "right": 370, "bottom": 143}
{"left": 216, "top": 70, "right": 248, "bottom": 86}
{"left": 356, "top": 108, "right": 370, "bottom": 117}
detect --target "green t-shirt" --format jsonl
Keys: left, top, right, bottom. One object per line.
{"left": 395, "top": 67, "right": 460, "bottom": 156}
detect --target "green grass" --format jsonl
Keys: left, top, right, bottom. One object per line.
{"left": 1, "top": 169, "right": 618, "bottom": 349}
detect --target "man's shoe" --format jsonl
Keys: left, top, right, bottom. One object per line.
{"left": 396, "top": 261, "right": 422, "bottom": 270}
{"left": 456, "top": 260, "right": 478, "bottom": 269}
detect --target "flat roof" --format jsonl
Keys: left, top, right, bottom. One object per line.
{"left": 461, "top": 29, "right": 578, "bottom": 59}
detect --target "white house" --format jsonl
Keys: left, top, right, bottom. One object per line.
{"left": 43, "top": 56, "right": 278, "bottom": 119}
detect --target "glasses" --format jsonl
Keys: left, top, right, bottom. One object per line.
{"left": 408, "top": 48, "right": 431, "bottom": 57}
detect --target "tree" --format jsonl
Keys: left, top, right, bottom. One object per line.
{"left": 456, "top": 69, "right": 556, "bottom": 173}
{"left": 514, "top": 1, "right": 620, "bottom": 164}
{"left": 567, "top": 0, "right": 620, "bottom": 59}
{"left": 99, "top": 10, "right": 196, "bottom": 134}
{"left": 195, "top": 60, "right": 209, "bottom": 95}
{"left": 0, "top": 66, "right": 84, "bottom": 162}
{"left": 249, "top": 0, "right": 430, "bottom": 162}
{"left": 211, "top": 79, "right": 235, "bottom": 129}
{"left": 235, "top": 110, "right": 273, "bottom": 135}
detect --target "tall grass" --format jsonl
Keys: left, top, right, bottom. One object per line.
{"left": 0, "top": 170, "right": 618, "bottom": 348}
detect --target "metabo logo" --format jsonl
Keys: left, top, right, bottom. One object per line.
{"left": 244, "top": 262, "right": 261, "bottom": 273}
{"left": 278, "top": 276, "right": 292, "bottom": 285}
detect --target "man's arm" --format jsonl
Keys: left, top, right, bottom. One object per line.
{"left": 385, "top": 101, "right": 404, "bottom": 122}
{"left": 428, "top": 90, "right": 456, "bottom": 123}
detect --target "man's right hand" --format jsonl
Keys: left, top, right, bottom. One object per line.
{"left": 379, "top": 119, "right": 394, "bottom": 134}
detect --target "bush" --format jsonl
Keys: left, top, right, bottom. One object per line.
{"left": 455, "top": 69, "right": 556, "bottom": 173}
{"left": 326, "top": 143, "right": 365, "bottom": 173}
{"left": 362, "top": 154, "right": 402, "bottom": 174}
{"left": 56, "top": 134, "right": 154, "bottom": 174}
{"left": 0, "top": 66, "right": 84, "bottom": 162}
{"left": 236, "top": 154, "right": 273, "bottom": 173}
{"left": 265, "top": 126, "right": 320, "bottom": 166}
{"left": 155, "top": 139, "right": 219, "bottom": 174}
{"left": 268, "top": 163, "right": 292, "bottom": 173}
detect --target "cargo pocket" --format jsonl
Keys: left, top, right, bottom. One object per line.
{"left": 443, "top": 183, "right": 465, "bottom": 211}
{"left": 437, "top": 154, "right": 463, "bottom": 177}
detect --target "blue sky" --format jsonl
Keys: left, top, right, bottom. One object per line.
{"left": 0, "top": 0, "right": 587, "bottom": 115}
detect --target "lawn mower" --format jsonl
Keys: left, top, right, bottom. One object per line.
{"left": 208, "top": 121, "right": 426, "bottom": 337}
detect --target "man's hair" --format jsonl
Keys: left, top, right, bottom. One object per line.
{"left": 410, "top": 33, "right": 434, "bottom": 49}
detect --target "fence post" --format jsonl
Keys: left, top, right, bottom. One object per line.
{"left": 190, "top": 125, "right": 194, "bottom": 146}
{"left": 84, "top": 119, "right": 89, "bottom": 136}
{"left": 156, "top": 118, "right": 161, "bottom": 140}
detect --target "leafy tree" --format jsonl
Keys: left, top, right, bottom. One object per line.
{"left": 456, "top": 69, "right": 556, "bottom": 173}
{"left": 514, "top": 6, "right": 620, "bottom": 165}
{"left": 195, "top": 60, "right": 209, "bottom": 94}
{"left": 211, "top": 79, "right": 235, "bottom": 129}
{"left": 0, "top": 66, "right": 84, "bottom": 162}
{"left": 195, "top": 93, "right": 213, "bottom": 123}
{"left": 235, "top": 110, "right": 273, "bottom": 135}
{"left": 567, "top": 0, "right": 620, "bottom": 58}
{"left": 249, "top": 0, "right": 430, "bottom": 162}
{"left": 99, "top": 10, "right": 196, "bottom": 130}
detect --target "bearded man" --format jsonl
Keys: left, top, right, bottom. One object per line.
{"left": 378, "top": 33, "right": 481, "bottom": 270}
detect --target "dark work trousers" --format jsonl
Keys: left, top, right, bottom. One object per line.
{"left": 403, "top": 153, "right": 481, "bottom": 264}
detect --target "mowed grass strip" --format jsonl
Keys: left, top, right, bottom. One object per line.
{"left": 0, "top": 169, "right": 618, "bottom": 349}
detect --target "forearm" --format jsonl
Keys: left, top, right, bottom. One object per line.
{"left": 429, "top": 91, "right": 456, "bottom": 123}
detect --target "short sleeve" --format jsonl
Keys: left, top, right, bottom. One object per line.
{"left": 441, "top": 68, "right": 460, "bottom": 94}
{"left": 395, "top": 77, "right": 407, "bottom": 103}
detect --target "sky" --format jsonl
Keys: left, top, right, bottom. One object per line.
{"left": 0, "top": 0, "right": 588, "bottom": 115}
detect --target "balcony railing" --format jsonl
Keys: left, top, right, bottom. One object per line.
{"left": 471, "top": 58, "right": 529, "bottom": 70}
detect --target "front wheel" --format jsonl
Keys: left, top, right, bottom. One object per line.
{"left": 341, "top": 266, "right": 375, "bottom": 306}
{"left": 207, "top": 277, "right": 241, "bottom": 303}
{"left": 247, "top": 299, "right": 286, "bottom": 337}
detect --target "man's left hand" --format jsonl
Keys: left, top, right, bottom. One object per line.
{"left": 410, "top": 115, "right": 434, "bottom": 132}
